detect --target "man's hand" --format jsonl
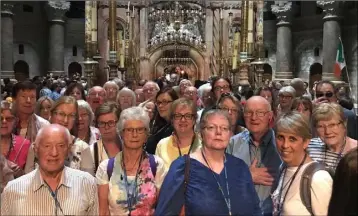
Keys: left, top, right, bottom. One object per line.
{"left": 313, "top": 97, "right": 329, "bottom": 105}
{"left": 249, "top": 159, "right": 274, "bottom": 186}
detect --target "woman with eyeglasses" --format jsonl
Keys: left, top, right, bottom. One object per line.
{"left": 77, "top": 100, "right": 100, "bottom": 146}
{"left": 24, "top": 96, "right": 95, "bottom": 175}
{"left": 217, "top": 93, "right": 246, "bottom": 135}
{"left": 0, "top": 101, "right": 31, "bottom": 177}
{"left": 308, "top": 103, "right": 357, "bottom": 174}
{"left": 145, "top": 87, "right": 179, "bottom": 154}
{"left": 271, "top": 112, "right": 332, "bottom": 216}
{"left": 155, "top": 109, "right": 260, "bottom": 215}
{"left": 156, "top": 98, "right": 202, "bottom": 170}
{"left": 96, "top": 107, "right": 166, "bottom": 216}
{"left": 92, "top": 102, "right": 122, "bottom": 172}
{"left": 34, "top": 96, "right": 54, "bottom": 121}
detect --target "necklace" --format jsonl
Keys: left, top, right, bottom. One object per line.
{"left": 276, "top": 153, "right": 307, "bottom": 215}
{"left": 122, "top": 151, "right": 144, "bottom": 215}
{"left": 201, "top": 149, "right": 232, "bottom": 215}
{"left": 173, "top": 132, "right": 196, "bottom": 157}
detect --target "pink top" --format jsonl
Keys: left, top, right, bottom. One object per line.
{"left": 7, "top": 135, "right": 31, "bottom": 169}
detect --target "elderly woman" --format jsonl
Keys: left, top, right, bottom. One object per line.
{"left": 117, "top": 87, "right": 136, "bottom": 111}
{"left": 156, "top": 98, "right": 202, "bottom": 170}
{"left": 216, "top": 93, "right": 245, "bottom": 135}
{"left": 0, "top": 101, "right": 31, "bottom": 174}
{"left": 24, "top": 96, "right": 94, "bottom": 175}
{"left": 277, "top": 86, "right": 296, "bottom": 116}
{"left": 64, "top": 82, "right": 86, "bottom": 100}
{"left": 92, "top": 102, "right": 122, "bottom": 172}
{"left": 96, "top": 107, "right": 166, "bottom": 216}
{"left": 308, "top": 103, "right": 357, "bottom": 174}
{"left": 77, "top": 100, "right": 100, "bottom": 146}
{"left": 272, "top": 112, "right": 332, "bottom": 216}
{"left": 104, "top": 81, "right": 119, "bottom": 102}
{"left": 155, "top": 109, "right": 260, "bottom": 215}
{"left": 211, "top": 77, "right": 233, "bottom": 103}
{"left": 291, "top": 97, "right": 313, "bottom": 121}
{"left": 143, "top": 101, "right": 155, "bottom": 121}
{"left": 145, "top": 87, "right": 179, "bottom": 154}
{"left": 34, "top": 96, "right": 54, "bottom": 121}
{"left": 178, "top": 79, "right": 192, "bottom": 98}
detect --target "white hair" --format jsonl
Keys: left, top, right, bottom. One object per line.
{"left": 103, "top": 81, "right": 119, "bottom": 90}
{"left": 143, "top": 81, "right": 159, "bottom": 91}
{"left": 279, "top": 86, "right": 296, "bottom": 97}
{"left": 77, "top": 100, "right": 94, "bottom": 124}
{"left": 117, "top": 107, "right": 150, "bottom": 133}
{"left": 117, "top": 87, "right": 136, "bottom": 108}
{"left": 198, "top": 83, "right": 212, "bottom": 99}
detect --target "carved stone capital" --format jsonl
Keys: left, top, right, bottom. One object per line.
{"left": 1, "top": 2, "right": 15, "bottom": 17}
{"left": 271, "top": 1, "right": 292, "bottom": 26}
{"left": 46, "top": 1, "right": 70, "bottom": 23}
{"left": 316, "top": 1, "right": 342, "bottom": 20}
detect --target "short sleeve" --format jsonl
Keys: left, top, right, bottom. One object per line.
{"left": 95, "top": 159, "right": 110, "bottom": 185}
{"left": 153, "top": 155, "right": 167, "bottom": 189}
{"left": 311, "top": 170, "right": 333, "bottom": 216}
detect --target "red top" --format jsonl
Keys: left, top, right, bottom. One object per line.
{"left": 7, "top": 135, "right": 31, "bottom": 169}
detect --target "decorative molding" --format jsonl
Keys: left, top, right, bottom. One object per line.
{"left": 1, "top": 2, "right": 15, "bottom": 16}
{"left": 271, "top": 1, "right": 292, "bottom": 26}
{"left": 46, "top": 1, "right": 70, "bottom": 22}
{"left": 316, "top": 1, "right": 342, "bottom": 20}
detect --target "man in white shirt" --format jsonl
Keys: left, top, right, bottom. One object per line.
{"left": 1, "top": 124, "right": 99, "bottom": 215}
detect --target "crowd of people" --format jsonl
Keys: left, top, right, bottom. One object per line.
{"left": 0, "top": 73, "right": 357, "bottom": 216}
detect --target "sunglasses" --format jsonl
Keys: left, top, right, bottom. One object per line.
{"left": 316, "top": 92, "right": 334, "bottom": 98}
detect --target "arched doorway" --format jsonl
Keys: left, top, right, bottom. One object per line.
{"left": 263, "top": 64, "right": 273, "bottom": 83}
{"left": 68, "top": 62, "right": 82, "bottom": 78}
{"left": 13, "top": 60, "right": 30, "bottom": 81}
{"left": 309, "top": 62, "right": 322, "bottom": 90}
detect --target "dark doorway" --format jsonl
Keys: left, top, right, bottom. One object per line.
{"left": 68, "top": 62, "right": 82, "bottom": 78}
{"left": 263, "top": 64, "right": 273, "bottom": 82}
{"left": 309, "top": 63, "right": 323, "bottom": 90}
{"left": 13, "top": 60, "right": 30, "bottom": 81}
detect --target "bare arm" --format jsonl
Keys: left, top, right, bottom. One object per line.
{"left": 98, "top": 184, "right": 110, "bottom": 216}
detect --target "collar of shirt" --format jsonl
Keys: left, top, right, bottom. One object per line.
{"left": 32, "top": 167, "right": 73, "bottom": 192}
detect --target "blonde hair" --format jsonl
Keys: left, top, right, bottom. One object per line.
{"left": 275, "top": 111, "right": 312, "bottom": 140}
{"left": 312, "top": 103, "right": 345, "bottom": 127}
{"left": 50, "top": 96, "right": 79, "bottom": 136}
{"left": 35, "top": 96, "right": 54, "bottom": 116}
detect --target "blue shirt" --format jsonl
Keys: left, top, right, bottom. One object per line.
{"left": 226, "top": 129, "right": 282, "bottom": 215}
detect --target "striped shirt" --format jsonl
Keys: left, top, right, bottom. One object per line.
{"left": 1, "top": 167, "right": 99, "bottom": 215}
{"left": 307, "top": 138, "right": 343, "bottom": 172}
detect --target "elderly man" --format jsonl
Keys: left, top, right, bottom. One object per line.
{"left": 183, "top": 86, "right": 198, "bottom": 103}
{"left": 290, "top": 78, "right": 305, "bottom": 97}
{"left": 103, "top": 81, "right": 119, "bottom": 102}
{"left": 112, "top": 78, "right": 125, "bottom": 91}
{"left": 1, "top": 124, "right": 98, "bottom": 215}
{"left": 87, "top": 86, "right": 106, "bottom": 112}
{"left": 227, "top": 96, "right": 281, "bottom": 215}
{"left": 142, "top": 81, "right": 160, "bottom": 101}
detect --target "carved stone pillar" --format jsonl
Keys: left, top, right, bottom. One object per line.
{"left": 1, "top": 2, "right": 15, "bottom": 79}
{"left": 139, "top": 5, "right": 148, "bottom": 78}
{"left": 317, "top": 1, "right": 342, "bottom": 82}
{"left": 271, "top": 1, "right": 293, "bottom": 82}
{"left": 45, "top": 1, "right": 70, "bottom": 77}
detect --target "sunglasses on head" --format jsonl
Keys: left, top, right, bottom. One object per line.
{"left": 316, "top": 92, "right": 334, "bottom": 98}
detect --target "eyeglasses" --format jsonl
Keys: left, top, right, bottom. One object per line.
{"left": 88, "top": 92, "right": 106, "bottom": 98}
{"left": 123, "top": 127, "right": 146, "bottom": 134}
{"left": 53, "top": 111, "right": 76, "bottom": 120}
{"left": 156, "top": 100, "right": 173, "bottom": 106}
{"left": 214, "top": 85, "right": 230, "bottom": 92}
{"left": 316, "top": 121, "right": 342, "bottom": 132}
{"left": 173, "top": 113, "right": 194, "bottom": 120}
{"left": 97, "top": 120, "right": 116, "bottom": 128}
{"left": 143, "top": 88, "right": 158, "bottom": 93}
{"left": 316, "top": 92, "right": 334, "bottom": 98}
{"left": 219, "top": 107, "right": 239, "bottom": 114}
{"left": 279, "top": 95, "right": 293, "bottom": 99}
{"left": 184, "top": 91, "right": 197, "bottom": 96}
{"left": 243, "top": 110, "right": 270, "bottom": 117}
{"left": 204, "top": 125, "right": 230, "bottom": 133}
{"left": 1, "top": 116, "right": 15, "bottom": 122}
{"left": 79, "top": 113, "right": 89, "bottom": 119}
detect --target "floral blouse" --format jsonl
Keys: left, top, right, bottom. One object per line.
{"left": 96, "top": 152, "right": 167, "bottom": 216}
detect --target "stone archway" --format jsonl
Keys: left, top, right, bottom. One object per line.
{"left": 68, "top": 62, "right": 82, "bottom": 78}
{"left": 309, "top": 62, "right": 322, "bottom": 90}
{"left": 13, "top": 60, "right": 30, "bottom": 81}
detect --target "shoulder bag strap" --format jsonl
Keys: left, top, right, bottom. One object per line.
{"left": 106, "top": 157, "right": 115, "bottom": 180}
{"left": 94, "top": 142, "right": 99, "bottom": 173}
{"left": 148, "top": 154, "right": 157, "bottom": 177}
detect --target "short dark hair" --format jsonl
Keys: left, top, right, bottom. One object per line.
{"left": 12, "top": 80, "right": 37, "bottom": 98}
{"left": 94, "top": 101, "right": 120, "bottom": 127}
{"left": 315, "top": 80, "right": 338, "bottom": 93}
{"left": 64, "top": 82, "right": 86, "bottom": 100}
{"left": 155, "top": 86, "right": 179, "bottom": 101}
{"left": 210, "top": 77, "right": 233, "bottom": 93}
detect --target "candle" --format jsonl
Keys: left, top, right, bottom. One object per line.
{"left": 91, "top": 3, "right": 97, "bottom": 42}
{"left": 220, "top": 9, "right": 223, "bottom": 19}
{"left": 247, "top": 1, "right": 254, "bottom": 43}
{"left": 133, "top": 6, "right": 134, "bottom": 15}
{"left": 128, "top": 1, "right": 130, "bottom": 11}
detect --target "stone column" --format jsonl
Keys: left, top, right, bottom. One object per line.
{"left": 139, "top": 5, "right": 149, "bottom": 79}
{"left": 271, "top": 1, "right": 293, "bottom": 82}
{"left": 317, "top": 1, "right": 342, "bottom": 82}
{"left": 1, "top": 2, "right": 15, "bottom": 79}
{"left": 45, "top": 1, "right": 70, "bottom": 77}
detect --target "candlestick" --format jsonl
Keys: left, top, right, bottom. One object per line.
{"left": 220, "top": 9, "right": 223, "bottom": 19}
{"left": 132, "top": 6, "right": 134, "bottom": 15}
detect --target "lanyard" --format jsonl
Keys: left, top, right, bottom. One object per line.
{"left": 173, "top": 132, "right": 196, "bottom": 157}
{"left": 201, "top": 149, "right": 232, "bottom": 215}
{"left": 276, "top": 153, "right": 307, "bottom": 215}
{"left": 122, "top": 151, "right": 144, "bottom": 215}
{"left": 44, "top": 181, "right": 64, "bottom": 216}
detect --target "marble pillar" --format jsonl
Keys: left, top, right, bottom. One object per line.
{"left": 1, "top": 2, "right": 14, "bottom": 79}
{"left": 139, "top": 6, "right": 149, "bottom": 78}
{"left": 271, "top": 1, "right": 293, "bottom": 82}
{"left": 45, "top": 1, "right": 70, "bottom": 77}
{"left": 317, "top": 1, "right": 342, "bottom": 82}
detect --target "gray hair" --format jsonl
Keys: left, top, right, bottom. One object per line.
{"left": 117, "top": 107, "right": 150, "bottom": 134}
{"left": 35, "top": 96, "right": 54, "bottom": 116}
{"left": 275, "top": 111, "right": 312, "bottom": 140}
{"left": 199, "top": 109, "right": 231, "bottom": 132}
{"left": 179, "top": 79, "right": 192, "bottom": 87}
{"left": 77, "top": 100, "right": 94, "bottom": 124}
{"left": 117, "top": 87, "right": 136, "bottom": 108}
{"left": 279, "top": 86, "right": 296, "bottom": 97}
{"left": 198, "top": 83, "right": 212, "bottom": 99}
{"left": 143, "top": 81, "right": 160, "bottom": 91}
{"left": 35, "top": 124, "right": 72, "bottom": 147}
{"left": 103, "top": 81, "right": 119, "bottom": 91}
